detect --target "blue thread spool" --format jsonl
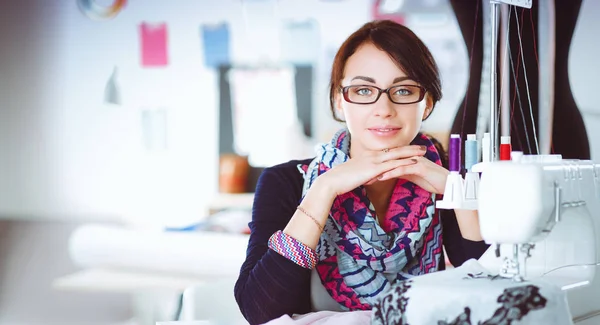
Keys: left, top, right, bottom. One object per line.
{"left": 465, "top": 134, "right": 478, "bottom": 172}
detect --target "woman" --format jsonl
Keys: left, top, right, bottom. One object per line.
{"left": 234, "top": 20, "right": 489, "bottom": 325}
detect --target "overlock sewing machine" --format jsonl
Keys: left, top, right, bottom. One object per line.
{"left": 436, "top": 0, "right": 600, "bottom": 323}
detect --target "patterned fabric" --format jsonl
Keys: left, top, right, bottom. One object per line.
{"left": 298, "top": 129, "right": 444, "bottom": 311}
{"left": 371, "top": 260, "right": 573, "bottom": 325}
{"left": 269, "top": 230, "right": 318, "bottom": 269}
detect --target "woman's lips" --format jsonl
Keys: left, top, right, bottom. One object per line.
{"left": 368, "top": 127, "right": 401, "bottom": 137}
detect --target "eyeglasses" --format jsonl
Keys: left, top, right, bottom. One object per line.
{"left": 341, "top": 84, "right": 427, "bottom": 105}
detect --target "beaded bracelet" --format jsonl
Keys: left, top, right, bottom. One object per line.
{"left": 268, "top": 230, "right": 318, "bottom": 269}
{"left": 297, "top": 206, "right": 324, "bottom": 232}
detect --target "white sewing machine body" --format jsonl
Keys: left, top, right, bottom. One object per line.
{"left": 431, "top": 0, "right": 600, "bottom": 322}
{"left": 477, "top": 158, "right": 600, "bottom": 323}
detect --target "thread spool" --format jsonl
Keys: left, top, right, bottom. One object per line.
{"left": 449, "top": 134, "right": 461, "bottom": 172}
{"left": 482, "top": 133, "right": 491, "bottom": 162}
{"left": 500, "top": 136, "right": 512, "bottom": 161}
{"left": 511, "top": 151, "right": 523, "bottom": 162}
{"left": 465, "top": 134, "right": 478, "bottom": 172}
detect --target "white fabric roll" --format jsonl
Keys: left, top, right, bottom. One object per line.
{"left": 68, "top": 224, "right": 249, "bottom": 277}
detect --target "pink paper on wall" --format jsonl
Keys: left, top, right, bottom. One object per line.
{"left": 139, "top": 22, "right": 168, "bottom": 67}
{"left": 371, "top": 0, "right": 405, "bottom": 25}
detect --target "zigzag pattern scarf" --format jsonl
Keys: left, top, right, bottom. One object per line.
{"left": 298, "top": 129, "right": 443, "bottom": 311}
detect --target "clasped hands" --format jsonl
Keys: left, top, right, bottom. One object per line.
{"left": 319, "top": 145, "right": 449, "bottom": 197}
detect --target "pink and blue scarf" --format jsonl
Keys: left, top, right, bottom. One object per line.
{"left": 298, "top": 129, "right": 443, "bottom": 311}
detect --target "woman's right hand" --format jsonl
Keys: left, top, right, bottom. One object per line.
{"left": 315, "top": 145, "right": 427, "bottom": 197}
{"left": 286, "top": 145, "right": 426, "bottom": 248}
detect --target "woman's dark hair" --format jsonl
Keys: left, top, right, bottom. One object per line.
{"left": 425, "top": 133, "right": 449, "bottom": 168}
{"left": 329, "top": 20, "right": 442, "bottom": 122}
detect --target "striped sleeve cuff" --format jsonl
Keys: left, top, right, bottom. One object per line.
{"left": 268, "top": 230, "right": 318, "bottom": 269}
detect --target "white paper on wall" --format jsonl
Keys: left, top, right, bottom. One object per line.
{"left": 280, "top": 19, "right": 320, "bottom": 65}
{"left": 228, "top": 67, "right": 313, "bottom": 167}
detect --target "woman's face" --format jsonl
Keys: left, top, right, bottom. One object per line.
{"left": 335, "top": 42, "right": 432, "bottom": 157}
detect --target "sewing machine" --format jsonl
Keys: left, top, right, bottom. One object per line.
{"left": 435, "top": 0, "right": 600, "bottom": 323}
{"left": 438, "top": 138, "right": 600, "bottom": 323}
{"left": 438, "top": 142, "right": 600, "bottom": 323}
{"left": 476, "top": 158, "right": 600, "bottom": 323}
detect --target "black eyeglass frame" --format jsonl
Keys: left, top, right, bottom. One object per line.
{"left": 341, "top": 84, "right": 427, "bottom": 105}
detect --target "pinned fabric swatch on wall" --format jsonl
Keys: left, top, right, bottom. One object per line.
{"left": 372, "top": 0, "right": 405, "bottom": 24}
{"left": 141, "top": 108, "right": 168, "bottom": 151}
{"left": 280, "top": 19, "right": 320, "bottom": 65}
{"left": 140, "top": 22, "right": 169, "bottom": 67}
{"left": 201, "top": 23, "right": 231, "bottom": 68}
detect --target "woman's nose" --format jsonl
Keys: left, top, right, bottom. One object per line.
{"left": 372, "top": 93, "right": 395, "bottom": 117}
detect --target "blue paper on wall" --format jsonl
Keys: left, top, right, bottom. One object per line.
{"left": 202, "top": 23, "right": 230, "bottom": 68}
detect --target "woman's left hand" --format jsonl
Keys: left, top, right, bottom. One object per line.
{"left": 377, "top": 156, "right": 449, "bottom": 194}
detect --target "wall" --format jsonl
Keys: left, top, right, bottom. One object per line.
{"left": 0, "top": 0, "right": 69, "bottom": 221}
{"left": 0, "top": 220, "right": 133, "bottom": 325}
{"left": 0, "top": 0, "right": 598, "bottom": 228}
{"left": 0, "top": 0, "right": 379, "bottom": 227}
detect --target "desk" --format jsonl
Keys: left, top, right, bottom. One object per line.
{"left": 53, "top": 268, "right": 207, "bottom": 293}
{"left": 54, "top": 225, "right": 249, "bottom": 325}
{"left": 53, "top": 268, "right": 207, "bottom": 325}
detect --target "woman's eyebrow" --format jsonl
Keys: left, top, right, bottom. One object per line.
{"left": 349, "top": 76, "right": 413, "bottom": 84}
{"left": 350, "top": 76, "right": 376, "bottom": 83}
{"left": 392, "top": 76, "right": 411, "bottom": 83}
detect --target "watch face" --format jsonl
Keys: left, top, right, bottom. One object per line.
{"left": 77, "top": 0, "right": 127, "bottom": 21}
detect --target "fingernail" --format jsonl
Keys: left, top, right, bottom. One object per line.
{"left": 419, "top": 145, "right": 427, "bottom": 151}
